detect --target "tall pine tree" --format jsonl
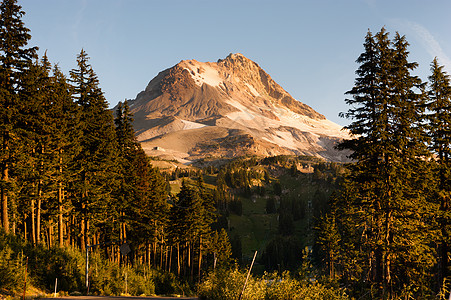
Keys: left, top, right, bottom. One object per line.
{"left": 427, "top": 57, "right": 451, "bottom": 287}
{"left": 69, "top": 49, "right": 118, "bottom": 250}
{"left": 0, "top": 0, "right": 37, "bottom": 233}
{"left": 335, "top": 28, "right": 436, "bottom": 298}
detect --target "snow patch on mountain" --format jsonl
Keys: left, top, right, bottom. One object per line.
{"left": 182, "top": 60, "right": 223, "bottom": 87}
{"left": 245, "top": 82, "right": 260, "bottom": 97}
{"left": 181, "top": 119, "right": 208, "bottom": 130}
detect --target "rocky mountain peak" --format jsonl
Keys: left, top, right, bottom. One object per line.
{"left": 126, "top": 54, "right": 350, "bottom": 163}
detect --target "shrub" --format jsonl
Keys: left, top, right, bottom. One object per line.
{"left": 198, "top": 268, "right": 349, "bottom": 300}
{"left": 198, "top": 266, "right": 265, "bottom": 300}
{"left": 0, "top": 245, "right": 26, "bottom": 294}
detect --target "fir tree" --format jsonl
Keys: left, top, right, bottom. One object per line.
{"left": 0, "top": 0, "right": 37, "bottom": 233}
{"left": 427, "top": 57, "right": 451, "bottom": 286}
{"left": 69, "top": 49, "right": 118, "bottom": 250}
{"left": 336, "top": 28, "right": 437, "bottom": 297}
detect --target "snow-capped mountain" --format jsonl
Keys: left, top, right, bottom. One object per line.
{"left": 127, "top": 53, "right": 351, "bottom": 163}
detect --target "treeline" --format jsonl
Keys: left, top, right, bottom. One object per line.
{"left": 315, "top": 27, "right": 451, "bottom": 299}
{"left": 0, "top": 0, "right": 230, "bottom": 290}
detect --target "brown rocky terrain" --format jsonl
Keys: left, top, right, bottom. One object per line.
{"left": 126, "top": 53, "right": 351, "bottom": 163}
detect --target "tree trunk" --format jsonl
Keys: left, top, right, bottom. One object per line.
{"left": 31, "top": 199, "right": 36, "bottom": 245}
{"left": 37, "top": 196, "right": 42, "bottom": 244}
{"left": 153, "top": 241, "right": 157, "bottom": 268}
{"left": 58, "top": 152, "right": 64, "bottom": 247}
{"left": 160, "top": 241, "right": 164, "bottom": 269}
{"left": 198, "top": 236, "right": 202, "bottom": 282}
{"left": 177, "top": 243, "right": 180, "bottom": 276}
{"left": 1, "top": 160, "right": 9, "bottom": 233}
{"left": 80, "top": 213, "right": 85, "bottom": 251}
{"left": 168, "top": 246, "right": 172, "bottom": 273}
{"left": 147, "top": 243, "right": 151, "bottom": 268}
{"left": 58, "top": 191, "right": 63, "bottom": 247}
{"left": 11, "top": 211, "right": 15, "bottom": 234}
{"left": 24, "top": 218, "right": 27, "bottom": 242}
{"left": 58, "top": 184, "right": 64, "bottom": 246}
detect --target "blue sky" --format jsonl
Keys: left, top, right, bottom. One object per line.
{"left": 20, "top": 0, "right": 451, "bottom": 126}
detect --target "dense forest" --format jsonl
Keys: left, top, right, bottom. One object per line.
{"left": 1, "top": 0, "right": 451, "bottom": 299}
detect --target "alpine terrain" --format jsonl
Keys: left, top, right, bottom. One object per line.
{"left": 127, "top": 53, "right": 351, "bottom": 163}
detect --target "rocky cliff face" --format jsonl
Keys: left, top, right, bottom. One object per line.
{"left": 127, "top": 53, "right": 350, "bottom": 163}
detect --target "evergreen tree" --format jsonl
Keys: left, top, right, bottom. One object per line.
{"left": 427, "top": 57, "right": 451, "bottom": 286}
{"left": 69, "top": 49, "right": 118, "bottom": 250}
{"left": 17, "top": 55, "right": 56, "bottom": 245}
{"left": 335, "top": 28, "right": 436, "bottom": 297}
{"left": 315, "top": 213, "right": 341, "bottom": 279}
{"left": 0, "top": 0, "right": 37, "bottom": 233}
{"left": 114, "top": 101, "right": 169, "bottom": 267}
{"left": 210, "top": 228, "right": 232, "bottom": 268}
{"left": 169, "top": 180, "right": 215, "bottom": 280}
{"left": 50, "top": 65, "right": 79, "bottom": 247}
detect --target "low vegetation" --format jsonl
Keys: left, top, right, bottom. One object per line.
{"left": 198, "top": 267, "right": 349, "bottom": 300}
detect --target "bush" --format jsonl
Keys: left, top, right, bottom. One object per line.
{"left": 198, "top": 266, "right": 265, "bottom": 300}
{"left": 0, "top": 230, "right": 184, "bottom": 297}
{"left": 198, "top": 268, "right": 349, "bottom": 300}
{"left": 0, "top": 245, "right": 26, "bottom": 294}
{"left": 154, "top": 270, "right": 182, "bottom": 295}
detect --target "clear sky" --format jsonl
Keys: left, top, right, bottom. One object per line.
{"left": 20, "top": 0, "right": 451, "bottom": 126}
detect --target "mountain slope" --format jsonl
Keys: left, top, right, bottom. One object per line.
{"left": 127, "top": 53, "right": 350, "bottom": 162}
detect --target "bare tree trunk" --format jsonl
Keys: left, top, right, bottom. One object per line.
{"left": 37, "top": 193, "right": 42, "bottom": 243}
{"left": 58, "top": 184, "right": 64, "bottom": 246}
{"left": 147, "top": 243, "right": 151, "bottom": 268}
{"left": 160, "top": 242, "right": 164, "bottom": 269}
{"left": 189, "top": 243, "right": 193, "bottom": 280}
{"left": 153, "top": 241, "right": 157, "bottom": 268}
{"left": 24, "top": 218, "right": 27, "bottom": 242}
{"left": 58, "top": 152, "right": 64, "bottom": 247}
{"left": 0, "top": 185, "right": 8, "bottom": 232}
{"left": 198, "top": 236, "right": 202, "bottom": 282}
{"left": 168, "top": 246, "right": 172, "bottom": 273}
{"left": 165, "top": 246, "right": 169, "bottom": 271}
{"left": 1, "top": 150, "right": 9, "bottom": 233}
{"left": 31, "top": 199, "right": 36, "bottom": 245}
{"left": 80, "top": 212, "right": 85, "bottom": 251}
{"left": 177, "top": 243, "right": 180, "bottom": 276}
{"left": 11, "top": 211, "right": 15, "bottom": 234}
{"left": 48, "top": 221, "right": 53, "bottom": 248}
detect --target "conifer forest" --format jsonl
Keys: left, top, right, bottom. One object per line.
{"left": 1, "top": 0, "right": 451, "bottom": 299}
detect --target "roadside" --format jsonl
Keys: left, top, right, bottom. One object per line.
{"left": 41, "top": 296, "right": 198, "bottom": 300}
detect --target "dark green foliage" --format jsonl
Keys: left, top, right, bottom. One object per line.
{"left": 230, "top": 234, "right": 242, "bottom": 264}
{"left": 278, "top": 211, "right": 294, "bottom": 236}
{"left": 209, "top": 228, "right": 233, "bottom": 268}
{"left": 228, "top": 197, "right": 242, "bottom": 216}
{"left": 0, "top": 229, "right": 84, "bottom": 293}
{"left": 0, "top": 230, "right": 26, "bottom": 293}
{"left": 278, "top": 197, "right": 295, "bottom": 236}
{"left": 314, "top": 214, "right": 341, "bottom": 279}
{"left": 265, "top": 197, "right": 276, "bottom": 214}
{"left": 273, "top": 181, "right": 282, "bottom": 196}
{"left": 261, "top": 235, "right": 303, "bottom": 271}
